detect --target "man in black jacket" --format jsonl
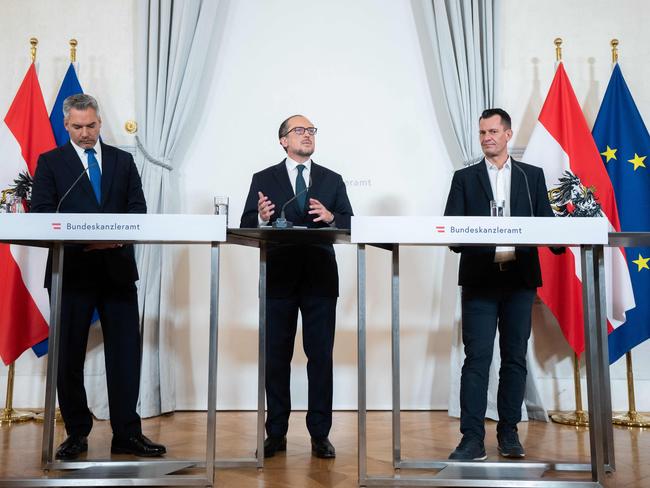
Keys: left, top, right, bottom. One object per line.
{"left": 240, "top": 114, "right": 353, "bottom": 458}
{"left": 444, "top": 108, "right": 559, "bottom": 460}
{"left": 31, "top": 94, "right": 165, "bottom": 460}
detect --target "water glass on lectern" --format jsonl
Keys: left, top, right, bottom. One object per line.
{"left": 490, "top": 199, "right": 505, "bottom": 217}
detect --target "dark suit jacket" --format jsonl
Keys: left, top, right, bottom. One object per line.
{"left": 240, "top": 160, "right": 353, "bottom": 298}
{"left": 31, "top": 141, "right": 147, "bottom": 288}
{"left": 443, "top": 158, "right": 556, "bottom": 288}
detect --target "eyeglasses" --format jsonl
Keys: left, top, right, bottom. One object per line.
{"left": 283, "top": 126, "right": 318, "bottom": 137}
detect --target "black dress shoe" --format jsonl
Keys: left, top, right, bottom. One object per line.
{"left": 55, "top": 435, "right": 88, "bottom": 460}
{"left": 111, "top": 433, "right": 166, "bottom": 457}
{"left": 311, "top": 437, "right": 336, "bottom": 458}
{"left": 259, "top": 436, "right": 286, "bottom": 458}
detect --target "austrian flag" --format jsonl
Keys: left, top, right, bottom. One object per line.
{"left": 0, "top": 64, "right": 55, "bottom": 364}
{"left": 522, "top": 63, "right": 635, "bottom": 355}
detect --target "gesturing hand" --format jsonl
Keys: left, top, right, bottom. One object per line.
{"left": 258, "top": 191, "right": 275, "bottom": 221}
{"left": 308, "top": 198, "right": 334, "bottom": 224}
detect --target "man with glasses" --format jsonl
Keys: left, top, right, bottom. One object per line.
{"left": 241, "top": 114, "right": 353, "bottom": 458}
{"left": 444, "top": 108, "right": 561, "bottom": 460}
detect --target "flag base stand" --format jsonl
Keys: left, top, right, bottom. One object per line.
{"left": 0, "top": 407, "right": 35, "bottom": 425}
{"left": 612, "top": 411, "right": 650, "bottom": 428}
{"left": 551, "top": 354, "right": 589, "bottom": 427}
{"left": 611, "top": 352, "right": 650, "bottom": 428}
{"left": 1, "top": 363, "right": 37, "bottom": 425}
{"left": 33, "top": 409, "right": 63, "bottom": 423}
{"left": 550, "top": 409, "right": 590, "bottom": 427}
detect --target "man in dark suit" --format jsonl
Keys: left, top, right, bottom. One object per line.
{"left": 240, "top": 114, "right": 353, "bottom": 458}
{"left": 444, "top": 108, "right": 560, "bottom": 460}
{"left": 31, "top": 94, "right": 165, "bottom": 460}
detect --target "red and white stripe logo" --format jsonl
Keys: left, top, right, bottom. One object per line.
{"left": 51, "top": 222, "right": 61, "bottom": 230}
{"left": 435, "top": 225, "right": 445, "bottom": 233}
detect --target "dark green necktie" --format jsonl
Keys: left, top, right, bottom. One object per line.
{"left": 296, "top": 164, "right": 307, "bottom": 212}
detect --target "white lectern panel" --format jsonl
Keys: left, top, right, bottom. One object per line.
{"left": 351, "top": 216, "right": 607, "bottom": 245}
{"left": 0, "top": 213, "right": 226, "bottom": 242}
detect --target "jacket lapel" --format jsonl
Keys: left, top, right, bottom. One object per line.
{"left": 474, "top": 159, "right": 494, "bottom": 202}
{"left": 509, "top": 158, "right": 531, "bottom": 216}
{"left": 100, "top": 142, "right": 115, "bottom": 208}
{"left": 62, "top": 142, "right": 95, "bottom": 201}
{"left": 271, "top": 159, "right": 296, "bottom": 213}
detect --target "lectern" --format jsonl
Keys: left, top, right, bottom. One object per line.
{"left": 352, "top": 216, "right": 612, "bottom": 488}
{"left": 0, "top": 213, "right": 225, "bottom": 487}
{"left": 226, "top": 227, "right": 351, "bottom": 466}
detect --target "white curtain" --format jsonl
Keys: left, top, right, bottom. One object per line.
{"left": 423, "top": 0, "right": 548, "bottom": 421}
{"left": 131, "top": 0, "right": 221, "bottom": 417}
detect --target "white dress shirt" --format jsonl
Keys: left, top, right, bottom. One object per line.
{"left": 485, "top": 157, "right": 515, "bottom": 262}
{"left": 285, "top": 156, "right": 311, "bottom": 192}
{"left": 70, "top": 139, "right": 102, "bottom": 174}
{"left": 258, "top": 157, "right": 312, "bottom": 226}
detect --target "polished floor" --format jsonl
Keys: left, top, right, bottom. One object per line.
{"left": 0, "top": 410, "right": 648, "bottom": 487}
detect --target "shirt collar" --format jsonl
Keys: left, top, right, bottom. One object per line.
{"left": 485, "top": 156, "right": 511, "bottom": 171}
{"left": 285, "top": 156, "right": 312, "bottom": 172}
{"left": 70, "top": 139, "right": 102, "bottom": 159}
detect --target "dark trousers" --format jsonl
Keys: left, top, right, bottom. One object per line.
{"left": 459, "top": 285, "right": 536, "bottom": 440}
{"left": 265, "top": 295, "right": 337, "bottom": 439}
{"left": 56, "top": 283, "right": 142, "bottom": 438}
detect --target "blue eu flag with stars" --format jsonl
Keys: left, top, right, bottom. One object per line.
{"left": 592, "top": 63, "right": 650, "bottom": 364}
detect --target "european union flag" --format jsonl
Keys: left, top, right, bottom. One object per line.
{"left": 592, "top": 63, "right": 650, "bottom": 364}
{"left": 49, "top": 63, "right": 84, "bottom": 146}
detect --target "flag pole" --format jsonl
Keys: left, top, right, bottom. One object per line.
{"left": 29, "top": 37, "right": 38, "bottom": 63}
{"left": 607, "top": 39, "right": 650, "bottom": 428}
{"left": 69, "top": 38, "right": 77, "bottom": 63}
{"left": 0, "top": 363, "right": 35, "bottom": 424}
{"left": 613, "top": 352, "right": 650, "bottom": 427}
{"left": 1, "top": 39, "right": 44, "bottom": 426}
{"left": 551, "top": 353, "right": 589, "bottom": 426}
{"left": 546, "top": 38, "right": 589, "bottom": 427}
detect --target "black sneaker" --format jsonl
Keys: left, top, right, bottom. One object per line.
{"left": 497, "top": 430, "right": 525, "bottom": 458}
{"left": 448, "top": 436, "right": 487, "bottom": 461}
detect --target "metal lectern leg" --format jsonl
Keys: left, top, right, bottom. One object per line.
{"left": 580, "top": 245, "right": 607, "bottom": 485}
{"left": 391, "top": 245, "right": 401, "bottom": 468}
{"left": 42, "top": 242, "right": 64, "bottom": 468}
{"left": 205, "top": 242, "right": 220, "bottom": 483}
{"left": 357, "top": 244, "right": 367, "bottom": 485}
{"left": 257, "top": 242, "right": 267, "bottom": 469}
{"left": 591, "top": 245, "right": 615, "bottom": 472}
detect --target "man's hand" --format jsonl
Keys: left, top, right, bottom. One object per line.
{"left": 308, "top": 198, "right": 334, "bottom": 224}
{"left": 84, "top": 243, "right": 123, "bottom": 251}
{"left": 258, "top": 191, "right": 275, "bottom": 221}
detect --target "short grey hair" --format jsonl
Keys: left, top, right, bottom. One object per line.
{"left": 63, "top": 94, "right": 100, "bottom": 119}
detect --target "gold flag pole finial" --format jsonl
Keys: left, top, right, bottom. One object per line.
{"left": 29, "top": 37, "right": 38, "bottom": 63}
{"left": 554, "top": 38, "right": 563, "bottom": 62}
{"left": 611, "top": 39, "right": 619, "bottom": 63}
{"left": 69, "top": 39, "right": 78, "bottom": 63}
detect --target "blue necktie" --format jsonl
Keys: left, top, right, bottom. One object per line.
{"left": 85, "top": 148, "right": 101, "bottom": 204}
{"left": 295, "top": 164, "right": 307, "bottom": 212}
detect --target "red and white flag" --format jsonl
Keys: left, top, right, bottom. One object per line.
{"left": 522, "top": 62, "right": 635, "bottom": 355}
{"left": 0, "top": 63, "right": 55, "bottom": 364}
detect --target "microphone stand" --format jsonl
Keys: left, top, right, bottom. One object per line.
{"left": 272, "top": 177, "right": 312, "bottom": 229}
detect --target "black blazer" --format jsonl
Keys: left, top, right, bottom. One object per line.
{"left": 443, "top": 158, "right": 556, "bottom": 288}
{"left": 31, "top": 141, "right": 147, "bottom": 288}
{"left": 240, "top": 160, "right": 353, "bottom": 298}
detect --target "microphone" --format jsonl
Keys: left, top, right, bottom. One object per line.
{"left": 272, "top": 176, "right": 312, "bottom": 229}
{"left": 512, "top": 161, "right": 533, "bottom": 217}
{"left": 56, "top": 161, "right": 99, "bottom": 213}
